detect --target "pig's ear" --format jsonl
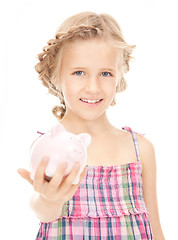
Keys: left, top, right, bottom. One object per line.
{"left": 78, "top": 133, "right": 92, "bottom": 148}
{"left": 51, "top": 123, "right": 65, "bottom": 137}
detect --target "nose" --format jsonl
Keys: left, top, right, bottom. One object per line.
{"left": 85, "top": 75, "right": 100, "bottom": 94}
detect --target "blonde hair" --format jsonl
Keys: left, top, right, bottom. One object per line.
{"left": 35, "top": 12, "right": 135, "bottom": 120}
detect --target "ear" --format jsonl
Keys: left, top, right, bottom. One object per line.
{"left": 78, "top": 133, "right": 92, "bottom": 148}
{"left": 51, "top": 123, "right": 66, "bottom": 137}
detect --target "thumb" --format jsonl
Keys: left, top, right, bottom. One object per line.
{"left": 17, "top": 168, "right": 33, "bottom": 185}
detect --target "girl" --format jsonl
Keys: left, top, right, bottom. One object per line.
{"left": 18, "top": 12, "right": 165, "bottom": 239}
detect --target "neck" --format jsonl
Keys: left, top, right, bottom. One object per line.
{"left": 60, "top": 112, "right": 113, "bottom": 136}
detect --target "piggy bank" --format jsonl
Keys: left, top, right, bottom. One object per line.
{"left": 30, "top": 123, "right": 91, "bottom": 184}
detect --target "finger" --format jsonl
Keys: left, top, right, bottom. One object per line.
{"left": 78, "top": 166, "right": 88, "bottom": 184}
{"left": 60, "top": 162, "right": 81, "bottom": 191}
{"left": 17, "top": 168, "right": 33, "bottom": 185}
{"left": 33, "top": 156, "right": 49, "bottom": 192}
{"left": 70, "top": 166, "right": 88, "bottom": 190}
{"left": 58, "top": 166, "right": 88, "bottom": 201}
{"left": 45, "top": 162, "right": 67, "bottom": 194}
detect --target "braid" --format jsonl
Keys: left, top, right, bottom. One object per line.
{"left": 52, "top": 90, "right": 66, "bottom": 120}
{"left": 35, "top": 39, "right": 60, "bottom": 97}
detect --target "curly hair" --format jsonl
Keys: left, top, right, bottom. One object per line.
{"left": 34, "top": 12, "right": 135, "bottom": 120}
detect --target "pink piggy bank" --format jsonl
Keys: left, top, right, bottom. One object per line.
{"left": 30, "top": 123, "right": 91, "bottom": 184}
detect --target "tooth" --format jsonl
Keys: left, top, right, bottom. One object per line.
{"left": 81, "top": 99, "right": 101, "bottom": 103}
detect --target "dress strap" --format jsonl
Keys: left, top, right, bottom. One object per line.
{"left": 122, "top": 126, "right": 142, "bottom": 163}
{"left": 37, "top": 131, "right": 45, "bottom": 135}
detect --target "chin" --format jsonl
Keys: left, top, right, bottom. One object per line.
{"left": 65, "top": 104, "right": 108, "bottom": 121}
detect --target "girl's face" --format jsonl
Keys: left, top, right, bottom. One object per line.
{"left": 58, "top": 38, "right": 121, "bottom": 121}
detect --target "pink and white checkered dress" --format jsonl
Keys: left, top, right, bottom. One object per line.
{"left": 36, "top": 127, "right": 153, "bottom": 239}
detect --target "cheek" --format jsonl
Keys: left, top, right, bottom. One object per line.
{"left": 62, "top": 80, "right": 78, "bottom": 101}
{"left": 103, "top": 78, "right": 118, "bottom": 92}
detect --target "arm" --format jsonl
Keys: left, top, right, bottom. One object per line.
{"left": 29, "top": 192, "right": 64, "bottom": 223}
{"left": 137, "top": 134, "right": 165, "bottom": 240}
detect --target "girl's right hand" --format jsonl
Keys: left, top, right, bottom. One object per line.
{"left": 18, "top": 156, "right": 88, "bottom": 204}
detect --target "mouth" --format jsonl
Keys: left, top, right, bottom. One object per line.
{"left": 79, "top": 98, "right": 103, "bottom": 106}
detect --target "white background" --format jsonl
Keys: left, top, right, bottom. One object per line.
{"left": 1, "top": 0, "right": 177, "bottom": 239}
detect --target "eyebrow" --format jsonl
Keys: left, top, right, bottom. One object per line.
{"left": 70, "top": 67, "right": 116, "bottom": 72}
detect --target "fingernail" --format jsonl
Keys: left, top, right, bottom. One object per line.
{"left": 17, "top": 168, "right": 23, "bottom": 175}
{"left": 62, "top": 162, "right": 67, "bottom": 169}
{"left": 74, "top": 162, "right": 80, "bottom": 169}
{"left": 43, "top": 156, "right": 49, "bottom": 162}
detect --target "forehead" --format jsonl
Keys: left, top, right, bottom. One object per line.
{"left": 61, "top": 38, "right": 121, "bottom": 69}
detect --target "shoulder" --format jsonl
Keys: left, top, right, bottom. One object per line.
{"left": 121, "top": 126, "right": 156, "bottom": 167}
{"left": 136, "top": 132, "right": 156, "bottom": 170}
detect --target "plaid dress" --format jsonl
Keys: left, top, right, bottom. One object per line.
{"left": 36, "top": 126, "right": 153, "bottom": 239}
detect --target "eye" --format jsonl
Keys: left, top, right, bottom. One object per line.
{"left": 74, "top": 71, "right": 84, "bottom": 76}
{"left": 101, "top": 72, "right": 112, "bottom": 77}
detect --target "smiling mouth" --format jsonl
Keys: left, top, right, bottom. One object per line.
{"left": 80, "top": 98, "right": 103, "bottom": 104}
